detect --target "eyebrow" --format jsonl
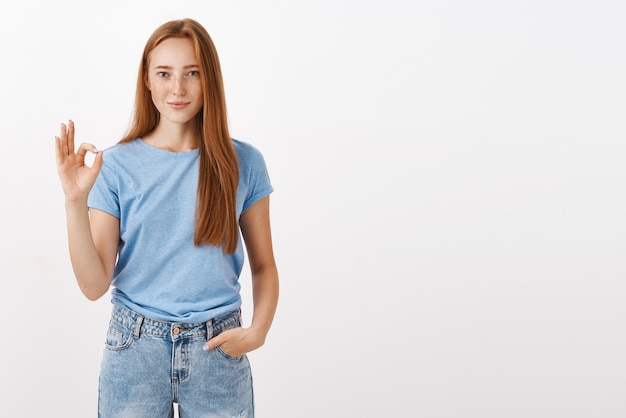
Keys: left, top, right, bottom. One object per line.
{"left": 152, "top": 65, "right": 199, "bottom": 70}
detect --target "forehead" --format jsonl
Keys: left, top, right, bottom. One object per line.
{"left": 147, "top": 37, "right": 197, "bottom": 67}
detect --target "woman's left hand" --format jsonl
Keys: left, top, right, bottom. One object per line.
{"left": 203, "top": 327, "right": 265, "bottom": 357}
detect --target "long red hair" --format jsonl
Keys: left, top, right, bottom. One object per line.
{"left": 120, "top": 18, "right": 240, "bottom": 253}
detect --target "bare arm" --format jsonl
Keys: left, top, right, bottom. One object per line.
{"left": 205, "top": 196, "right": 279, "bottom": 355}
{"left": 55, "top": 121, "right": 119, "bottom": 300}
{"left": 65, "top": 205, "right": 119, "bottom": 300}
{"left": 240, "top": 195, "right": 279, "bottom": 341}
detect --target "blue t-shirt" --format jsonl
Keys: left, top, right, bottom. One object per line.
{"left": 88, "top": 138, "right": 273, "bottom": 323}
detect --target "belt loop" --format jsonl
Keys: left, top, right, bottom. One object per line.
{"left": 237, "top": 308, "right": 242, "bottom": 326}
{"left": 205, "top": 318, "right": 213, "bottom": 341}
{"left": 132, "top": 314, "right": 144, "bottom": 339}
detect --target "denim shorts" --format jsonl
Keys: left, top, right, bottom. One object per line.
{"left": 98, "top": 305, "right": 254, "bottom": 418}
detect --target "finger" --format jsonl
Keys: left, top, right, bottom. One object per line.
{"left": 75, "top": 142, "right": 100, "bottom": 158}
{"left": 203, "top": 334, "right": 224, "bottom": 352}
{"left": 54, "top": 136, "right": 64, "bottom": 167}
{"left": 67, "top": 120, "right": 75, "bottom": 155}
{"left": 59, "top": 123, "right": 69, "bottom": 157}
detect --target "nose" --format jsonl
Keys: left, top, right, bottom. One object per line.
{"left": 173, "top": 77, "right": 186, "bottom": 96}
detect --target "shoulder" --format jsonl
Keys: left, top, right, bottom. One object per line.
{"left": 102, "top": 140, "right": 137, "bottom": 158}
{"left": 232, "top": 138, "right": 267, "bottom": 169}
{"left": 233, "top": 138, "right": 264, "bottom": 158}
{"left": 101, "top": 140, "right": 142, "bottom": 165}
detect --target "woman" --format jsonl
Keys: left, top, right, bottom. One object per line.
{"left": 54, "top": 18, "right": 278, "bottom": 417}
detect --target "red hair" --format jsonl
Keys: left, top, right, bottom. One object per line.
{"left": 120, "top": 18, "right": 239, "bottom": 253}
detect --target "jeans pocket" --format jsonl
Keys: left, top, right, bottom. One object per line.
{"left": 216, "top": 346, "right": 244, "bottom": 361}
{"left": 104, "top": 319, "right": 134, "bottom": 351}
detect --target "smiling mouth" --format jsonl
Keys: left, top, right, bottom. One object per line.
{"left": 167, "top": 102, "right": 190, "bottom": 109}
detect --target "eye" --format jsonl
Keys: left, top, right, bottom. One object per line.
{"left": 186, "top": 70, "right": 200, "bottom": 78}
{"left": 157, "top": 71, "right": 169, "bottom": 78}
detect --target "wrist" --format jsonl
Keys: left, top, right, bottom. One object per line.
{"left": 247, "top": 325, "right": 269, "bottom": 346}
{"left": 65, "top": 198, "right": 89, "bottom": 211}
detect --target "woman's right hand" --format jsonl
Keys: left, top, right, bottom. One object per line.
{"left": 54, "top": 120, "right": 103, "bottom": 203}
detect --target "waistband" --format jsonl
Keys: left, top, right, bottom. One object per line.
{"left": 110, "top": 305, "right": 241, "bottom": 341}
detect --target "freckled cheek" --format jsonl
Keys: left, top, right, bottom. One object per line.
{"left": 189, "top": 82, "right": 204, "bottom": 98}
{"left": 148, "top": 85, "right": 169, "bottom": 102}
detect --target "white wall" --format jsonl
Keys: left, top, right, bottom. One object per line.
{"left": 1, "top": 1, "right": 625, "bottom": 416}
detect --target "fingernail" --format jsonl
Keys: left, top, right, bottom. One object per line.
{"left": 93, "top": 147, "right": 99, "bottom": 153}
{"left": 202, "top": 345, "right": 209, "bottom": 351}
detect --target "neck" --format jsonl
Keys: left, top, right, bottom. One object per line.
{"left": 143, "top": 121, "right": 201, "bottom": 152}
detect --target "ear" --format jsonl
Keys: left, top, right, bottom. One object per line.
{"left": 144, "top": 72, "right": 151, "bottom": 90}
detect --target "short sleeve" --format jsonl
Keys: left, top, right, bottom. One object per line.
{"left": 88, "top": 156, "right": 121, "bottom": 219}
{"left": 241, "top": 144, "right": 274, "bottom": 214}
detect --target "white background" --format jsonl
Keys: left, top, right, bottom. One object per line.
{"left": 1, "top": 0, "right": 625, "bottom": 417}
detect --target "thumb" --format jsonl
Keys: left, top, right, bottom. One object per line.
{"left": 91, "top": 149, "right": 104, "bottom": 172}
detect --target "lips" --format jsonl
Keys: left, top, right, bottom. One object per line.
{"left": 167, "top": 102, "right": 190, "bottom": 110}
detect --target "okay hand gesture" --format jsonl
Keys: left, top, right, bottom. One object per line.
{"left": 54, "top": 120, "right": 103, "bottom": 203}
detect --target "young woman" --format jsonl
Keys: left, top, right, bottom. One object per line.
{"left": 54, "top": 18, "right": 278, "bottom": 417}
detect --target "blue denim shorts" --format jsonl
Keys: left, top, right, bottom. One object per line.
{"left": 98, "top": 305, "right": 254, "bottom": 418}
